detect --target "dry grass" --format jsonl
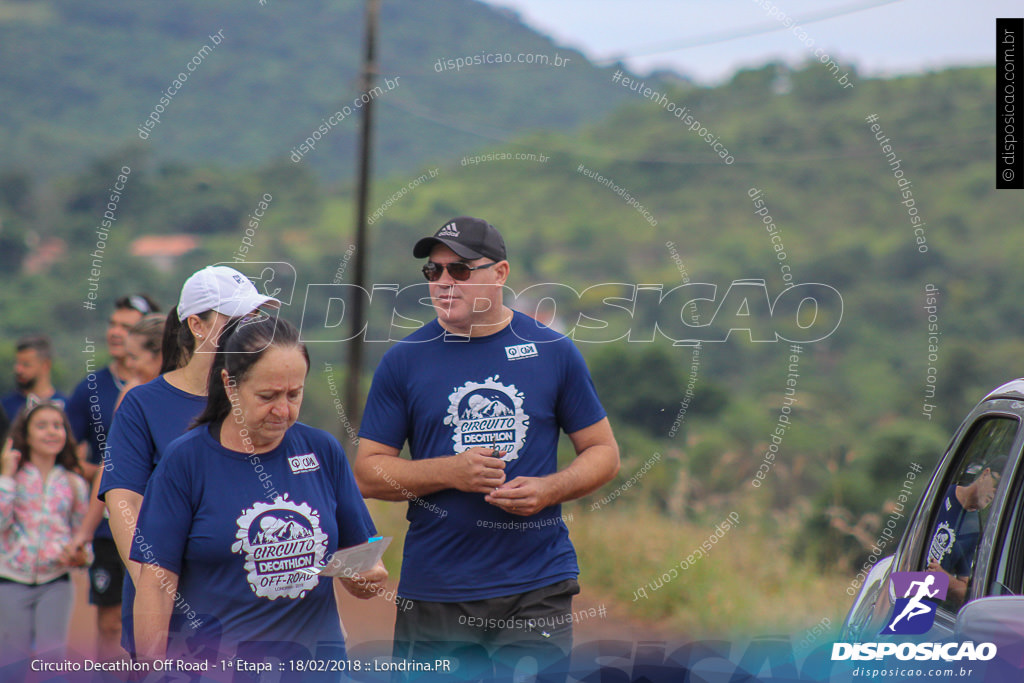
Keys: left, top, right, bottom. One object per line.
{"left": 364, "top": 496, "right": 851, "bottom": 640}
{"left": 568, "top": 500, "right": 852, "bottom": 638}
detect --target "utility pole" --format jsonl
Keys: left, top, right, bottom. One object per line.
{"left": 345, "top": 0, "right": 380, "bottom": 447}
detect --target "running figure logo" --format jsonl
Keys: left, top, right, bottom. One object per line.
{"left": 881, "top": 572, "right": 949, "bottom": 635}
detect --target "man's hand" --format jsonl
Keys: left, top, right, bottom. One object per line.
{"left": 485, "top": 476, "right": 555, "bottom": 516}
{"left": 448, "top": 447, "right": 507, "bottom": 493}
{"left": 339, "top": 561, "right": 389, "bottom": 600}
{"left": 927, "top": 559, "right": 968, "bottom": 602}
{"left": 356, "top": 440, "right": 507, "bottom": 500}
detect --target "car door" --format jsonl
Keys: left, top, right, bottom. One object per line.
{"left": 975, "top": 426, "right": 1024, "bottom": 600}
{"left": 900, "top": 405, "right": 1022, "bottom": 638}
{"left": 952, "top": 428, "right": 1024, "bottom": 675}
{"left": 844, "top": 390, "right": 1024, "bottom": 645}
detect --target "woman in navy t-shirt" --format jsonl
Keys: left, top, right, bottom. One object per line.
{"left": 132, "top": 316, "right": 386, "bottom": 668}
{"left": 101, "top": 265, "right": 281, "bottom": 656}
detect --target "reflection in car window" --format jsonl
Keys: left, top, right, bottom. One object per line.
{"left": 923, "top": 416, "right": 1015, "bottom": 613}
{"left": 989, "top": 455, "right": 1024, "bottom": 597}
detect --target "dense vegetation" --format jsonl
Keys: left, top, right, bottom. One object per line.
{"left": 0, "top": 0, "right": 627, "bottom": 181}
{"left": 0, "top": 0, "right": 1010, "bottom": 635}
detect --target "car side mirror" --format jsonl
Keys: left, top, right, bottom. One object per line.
{"left": 954, "top": 596, "right": 1024, "bottom": 668}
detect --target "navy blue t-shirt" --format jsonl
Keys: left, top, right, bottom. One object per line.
{"left": 67, "top": 366, "right": 124, "bottom": 540}
{"left": 2, "top": 390, "right": 69, "bottom": 422}
{"left": 99, "top": 375, "right": 206, "bottom": 653}
{"left": 101, "top": 376, "right": 206, "bottom": 497}
{"left": 927, "top": 485, "right": 982, "bottom": 577}
{"left": 131, "top": 422, "right": 376, "bottom": 662}
{"left": 359, "top": 310, "right": 606, "bottom": 601}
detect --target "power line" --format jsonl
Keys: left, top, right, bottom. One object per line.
{"left": 379, "top": 94, "right": 990, "bottom": 167}
{"left": 594, "top": 0, "right": 907, "bottom": 63}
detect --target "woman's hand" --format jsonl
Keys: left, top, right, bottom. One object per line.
{"left": 60, "top": 539, "right": 91, "bottom": 568}
{"left": 339, "top": 561, "right": 388, "bottom": 600}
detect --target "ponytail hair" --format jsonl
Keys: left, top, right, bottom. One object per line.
{"left": 191, "top": 315, "right": 309, "bottom": 429}
{"left": 161, "top": 309, "right": 215, "bottom": 374}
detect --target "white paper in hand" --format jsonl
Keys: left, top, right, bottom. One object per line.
{"left": 306, "top": 536, "right": 392, "bottom": 577}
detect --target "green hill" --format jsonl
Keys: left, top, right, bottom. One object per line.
{"left": 0, "top": 0, "right": 630, "bottom": 181}
{"left": 289, "top": 62, "right": 1011, "bottom": 572}
{"left": 0, "top": 52, "right": 1011, "bottom": 587}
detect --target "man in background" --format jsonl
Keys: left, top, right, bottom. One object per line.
{"left": 927, "top": 454, "right": 1007, "bottom": 606}
{"left": 66, "top": 293, "right": 159, "bottom": 661}
{"left": 1, "top": 334, "right": 68, "bottom": 421}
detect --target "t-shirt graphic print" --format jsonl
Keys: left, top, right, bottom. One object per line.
{"left": 232, "top": 494, "right": 328, "bottom": 600}
{"left": 444, "top": 375, "right": 529, "bottom": 461}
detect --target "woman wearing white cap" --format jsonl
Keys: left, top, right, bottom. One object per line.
{"left": 100, "top": 265, "right": 278, "bottom": 658}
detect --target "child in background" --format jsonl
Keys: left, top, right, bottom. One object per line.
{"left": 0, "top": 402, "right": 90, "bottom": 674}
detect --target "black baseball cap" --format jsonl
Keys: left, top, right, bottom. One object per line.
{"left": 984, "top": 454, "right": 1008, "bottom": 474}
{"left": 413, "top": 216, "right": 507, "bottom": 262}
{"left": 966, "top": 454, "right": 1008, "bottom": 478}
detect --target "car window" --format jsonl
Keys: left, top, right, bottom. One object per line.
{"left": 988, "top": 454, "right": 1024, "bottom": 597}
{"left": 920, "top": 416, "right": 1016, "bottom": 613}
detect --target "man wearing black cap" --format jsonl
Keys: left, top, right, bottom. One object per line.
{"left": 926, "top": 454, "right": 1007, "bottom": 606}
{"left": 355, "top": 216, "right": 620, "bottom": 678}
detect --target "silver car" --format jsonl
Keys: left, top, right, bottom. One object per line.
{"left": 842, "top": 380, "right": 1024, "bottom": 655}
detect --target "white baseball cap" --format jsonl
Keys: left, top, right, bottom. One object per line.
{"left": 176, "top": 265, "right": 280, "bottom": 321}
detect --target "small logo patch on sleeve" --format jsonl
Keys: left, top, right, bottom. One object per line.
{"left": 505, "top": 343, "right": 538, "bottom": 361}
{"left": 288, "top": 453, "right": 320, "bottom": 474}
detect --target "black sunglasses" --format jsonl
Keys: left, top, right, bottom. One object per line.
{"left": 422, "top": 261, "right": 497, "bottom": 282}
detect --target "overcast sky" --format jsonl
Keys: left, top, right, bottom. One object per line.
{"left": 481, "top": 0, "right": 1011, "bottom": 83}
